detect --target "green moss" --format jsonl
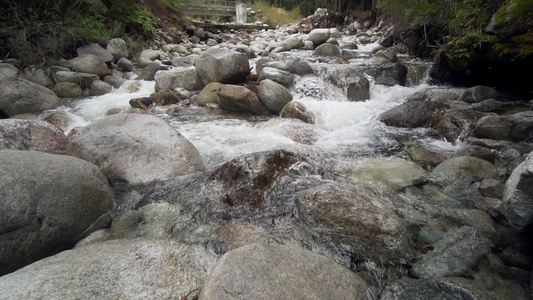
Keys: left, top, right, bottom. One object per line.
{"left": 495, "top": 0, "right": 533, "bottom": 27}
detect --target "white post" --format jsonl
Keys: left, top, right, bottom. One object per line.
{"left": 236, "top": 4, "right": 247, "bottom": 24}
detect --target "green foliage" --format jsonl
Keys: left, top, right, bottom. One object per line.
{"left": 250, "top": 1, "right": 302, "bottom": 26}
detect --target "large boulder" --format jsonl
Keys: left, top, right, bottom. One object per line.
{"left": 0, "top": 78, "right": 60, "bottom": 116}
{"left": 54, "top": 71, "right": 98, "bottom": 89}
{"left": 0, "top": 119, "right": 68, "bottom": 154}
{"left": 345, "top": 75, "right": 370, "bottom": 101}
{"left": 459, "top": 85, "right": 499, "bottom": 103}
{"left": 436, "top": 109, "right": 486, "bottom": 141}
{"left": 503, "top": 151, "right": 533, "bottom": 230}
{"left": 261, "top": 57, "right": 314, "bottom": 76}
{"left": 0, "top": 63, "right": 18, "bottom": 82}
{"left": 19, "top": 67, "right": 54, "bottom": 87}
{"left": 117, "top": 58, "right": 134, "bottom": 72}
{"left": 198, "top": 243, "right": 370, "bottom": 300}
{"left": 431, "top": 156, "right": 498, "bottom": 186}
{"left": 475, "top": 111, "right": 533, "bottom": 142}
{"left": 412, "top": 227, "right": 493, "bottom": 279}
{"left": 154, "top": 67, "right": 203, "bottom": 92}
{"left": 379, "top": 101, "right": 446, "bottom": 128}
{"left": 296, "top": 183, "right": 414, "bottom": 264}
{"left": 77, "top": 44, "right": 114, "bottom": 63}
{"left": 0, "top": 150, "right": 114, "bottom": 275}
{"left": 0, "top": 239, "right": 218, "bottom": 299}
{"left": 308, "top": 28, "right": 331, "bottom": 46}
{"left": 313, "top": 43, "right": 341, "bottom": 57}
{"left": 68, "top": 114, "right": 205, "bottom": 184}
{"left": 195, "top": 49, "right": 250, "bottom": 85}
{"left": 258, "top": 79, "right": 293, "bottom": 114}
{"left": 197, "top": 82, "right": 224, "bottom": 106}
{"left": 217, "top": 85, "right": 269, "bottom": 115}
{"left": 69, "top": 54, "right": 109, "bottom": 76}
{"left": 90, "top": 80, "right": 113, "bottom": 96}
{"left": 106, "top": 38, "right": 128, "bottom": 61}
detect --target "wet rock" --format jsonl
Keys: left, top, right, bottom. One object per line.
{"left": 69, "top": 54, "right": 109, "bottom": 76}
{"left": 90, "top": 80, "right": 113, "bottom": 96}
{"left": 106, "top": 38, "right": 128, "bottom": 61}
{"left": 54, "top": 71, "right": 98, "bottom": 89}
{"left": 0, "top": 150, "right": 114, "bottom": 275}
{"left": 475, "top": 115, "right": 513, "bottom": 140}
{"left": 436, "top": 109, "right": 486, "bottom": 141}
{"left": 281, "top": 101, "right": 315, "bottom": 124}
{"left": 0, "top": 119, "right": 68, "bottom": 154}
{"left": 375, "top": 49, "right": 398, "bottom": 62}
{"left": 432, "top": 156, "right": 498, "bottom": 186}
{"left": 140, "top": 49, "right": 162, "bottom": 61}
{"left": 258, "top": 67, "right": 294, "bottom": 87}
{"left": 154, "top": 67, "right": 203, "bottom": 92}
{"left": 261, "top": 57, "right": 314, "bottom": 76}
{"left": 382, "top": 277, "right": 528, "bottom": 300}
{"left": 195, "top": 49, "right": 250, "bottom": 85}
{"left": 117, "top": 58, "right": 134, "bottom": 72}
{"left": 342, "top": 157, "right": 428, "bottom": 191}
{"left": 454, "top": 145, "right": 499, "bottom": 164}
{"left": 508, "top": 111, "right": 533, "bottom": 142}
{"left": 405, "top": 142, "right": 448, "bottom": 168}
{"left": 460, "top": 86, "right": 499, "bottom": 103}
{"left": 367, "top": 62, "right": 408, "bottom": 86}
{"left": 503, "top": 151, "right": 533, "bottom": 230}
{"left": 308, "top": 28, "right": 331, "bottom": 46}
{"left": 138, "top": 62, "right": 167, "bottom": 81}
{"left": 262, "top": 118, "right": 317, "bottom": 145}
{"left": 0, "top": 239, "right": 218, "bottom": 300}
{"left": 412, "top": 226, "right": 493, "bottom": 279}
{"left": 313, "top": 43, "right": 341, "bottom": 57}
{"left": 52, "top": 82, "right": 83, "bottom": 98}
{"left": 0, "top": 78, "right": 60, "bottom": 116}
{"left": 129, "top": 97, "right": 155, "bottom": 109}
{"left": 217, "top": 85, "right": 269, "bottom": 115}
{"left": 0, "top": 63, "right": 19, "bottom": 82}
{"left": 296, "top": 182, "right": 414, "bottom": 264}
{"left": 258, "top": 79, "right": 293, "bottom": 114}
{"left": 345, "top": 75, "right": 370, "bottom": 101}
{"left": 19, "top": 67, "right": 54, "bottom": 87}
{"left": 379, "top": 101, "right": 446, "bottom": 128}
{"left": 68, "top": 114, "right": 205, "bottom": 184}
{"left": 480, "top": 178, "right": 505, "bottom": 199}
{"left": 198, "top": 243, "right": 370, "bottom": 300}
{"left": 471, "top": 99, "right": 516, "bottom": 112}
{"left": 151, "top": 89, "right": 183, "bottom": 106}
{"left": 44, "top": 112, "right": 72, "bottom": 132}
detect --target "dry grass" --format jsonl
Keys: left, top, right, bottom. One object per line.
{"left": 251, "top": 2, "right": 302, "bottom": 27}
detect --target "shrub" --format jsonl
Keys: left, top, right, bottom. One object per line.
{"left": 250, "top": 1, "right": 302, "bottom": 26}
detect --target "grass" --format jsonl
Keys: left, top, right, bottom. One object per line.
{"left": 250, "top": 1, "right": 302, "bottom": 27}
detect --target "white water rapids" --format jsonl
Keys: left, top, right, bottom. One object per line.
{"left": 44, "top": 45, "right": 465, "bottom": 170}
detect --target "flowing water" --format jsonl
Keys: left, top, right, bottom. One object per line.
{"left": 44, "top": 44, "right": 464, "bottom": 170}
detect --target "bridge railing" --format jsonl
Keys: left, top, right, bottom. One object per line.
{"left": 180, "top": 0, "right": 237, "bottom": 17}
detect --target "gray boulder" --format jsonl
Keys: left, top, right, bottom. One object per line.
{"left": 54, "top": 71, "right": 98, "bottom": 89}
{"left": 19, "top": 67, "right": 54, "bottom": 87}
{"left": 258, "top": 79, "right": 293, "bottom": 114}
{"left": 103, "top": 75, "right": 126, "bottom": 89}
{"left": 77, "top": 44, "right": 113, "bottom": 63}
{"left": 313, "top": 43, "right": 341, "bottom": 57}
{"left": 343, "top": 75, "right": 370, "bottom": 102}
{"left": 281, "top": 101, "right": 315, "bottom": 124}
{"left": 90, "top": 80, "right": 113, "bottom": 96}
{"left": 0, "top": 78, "right": 60, "bottom": 116}
{"left": 460, "top": 86, "right": 499, "bottom": 103}
{"left": 261, "top": 57, "right": 314, "bottom": 76}
{"left": 0, "top": 150, "right": 114, "bottom": 275}
{"left": 154, "top": 67, "right": 203, "bottom": 92}
{"left": 217, "top": 85, "right": 269, "bottom": 115}
{"left": 475, "top": 115, "right": 513, "bottom": 140}
{"left": 0, "top": 63, "right": 19, "bottom": 82}
{"left": 197, "top": 82, "right": 223, "bottom": 106}
{"left": 69, "top": 54, "right": 109, "bottom": 76}
{"left": 342, "top": 157, "right": 427, "bottom": 191}
{"left": 171, "top": 57, "right": 196, "bottom": 68}
{"left": 52, "top": 82, "right": 83, "bottom": 98}
{"left": 412, "top": 227, "right": 493, "bottom": 279}
{"left": 138, "top": 62, "right": 167, "bottom": 81}
{"left": 503, "top": 151, "right": 533, "bottom": 230}
{"left": 198, "top": 243, "right": 370, "bottom": 300}
{"left": 117, "top": 58, "right": 134, "bottom": 72}
{"left": 0, "top": 239, "right": 218, "bottom": 300}
{"left": 432, "top": 156, "right": 498, "bottom": 186}
{"left": 0, "top": 119, "right": 68, "bottom": 154}
{"left": 379, "top": 101, "right": 446, "bottom": 128}
{"left": 308, "top": 28, "right": 331, "bottom": 46}
{"left": 296, "top": 183, "right": 414, "bottom": 264}
{"left": 68, "top": 114, "right": 204, "bottom": 184}
{"left": 436, "top": 109, "right": 486, "bottom": 142}
{"left": 195, "top": 49, "right": 250, "bottom": 85}
{"left": 258, "top": 67, "right": 294, "bottom": 87}
{"left": 106, "top": 38, "right": 128, "bottom": 61}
